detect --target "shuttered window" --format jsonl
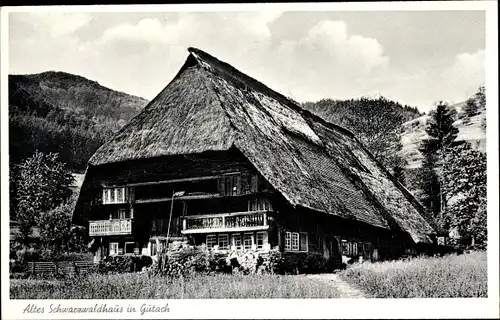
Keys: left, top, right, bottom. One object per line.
{"left": 285, "top": 231, "right": 308, "bottom": 252}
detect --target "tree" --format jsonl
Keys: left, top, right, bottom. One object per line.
{"left": 476, "top": 85, "right": 486, "bottom": 110}
{"left": 418, "top": 102, "right": 459, "bottom": 221}
{"left": 303, "top": 96, "right": 412, "bottom": 183}
{"left": 38, "top": 194, "right": 87, "bottom": 259}
{"left": 15, "top": 151, "right": 74, "bottom": 246}
{"left": 417, "top": 152, "right": 442, "bottom": 218}
{"left": 441, "top": 143, "right": 486, "bottom": 248}
{"left": 464, "top": 97, "right": 479, "bottom": 118}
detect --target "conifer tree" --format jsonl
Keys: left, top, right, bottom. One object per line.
{"left": 418, "top": 101, "right": 459, "bottom": 222}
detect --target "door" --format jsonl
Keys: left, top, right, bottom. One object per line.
{"left": 323, "top": 234, "right": 341, "bottom": 271}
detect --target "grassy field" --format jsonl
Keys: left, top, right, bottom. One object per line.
{"left": 10, "top": 252, "right": 487, "bottom": 299}
{"left": 337, "top": 251, "right": 487, "bottom": 298}
{"left": 10, "top": 273, "right": 341, "bottom": 299}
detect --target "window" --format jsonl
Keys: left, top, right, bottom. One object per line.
{"left": 341, "top": 240, "right": 361, "bottom": 257}
{"left": 103, "top": 187, "right": 127, "bottom": 204}
{"left": 256, "top": 232, "right": 268, "bottom": 250}
{"left": 110, "top": 242, "right": 119, "bottom": 255}
{"left": 243, "top": 233, "right": 253, "bottom": 250}
{"left": 150, "top": 242, "right": 157, "bottom": 256}
{"left": 285, "top": 231, "right": 308, "bottom": 252}
{"left": 218, "top": 234, "right": 229, "bottom": 250}
{"left": 125, "top": 242, "right": 135, "bottom": 254}
{"left": 206, "top": 235, "right": 217, "bottom": 249}
{"left": 285, "top": 232, "right": 292, "bottom": 250}
{"left": 248, "top": 198, "right": 273, "bottom": 211}
{"left": 299, "top": 232, "right": 308, "bottom": 251}
{"left": 232, "top": 234, "right": 242, "bottom": 250}
{"left": 116, "top": 188, "right": 124, "bottom": 203}
{"left": 291, "top": 232, "right": 299, "bottom": 251}
{"left": 112, "top": 208, "right": 128, "bottom": 220}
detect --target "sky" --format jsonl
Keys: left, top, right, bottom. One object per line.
{"left": 8, "top": 10, "right": 485, "bottom": 113}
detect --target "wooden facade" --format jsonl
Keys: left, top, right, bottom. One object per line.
{"left": 84, "top": 149, "right": 412, "bottom": 269}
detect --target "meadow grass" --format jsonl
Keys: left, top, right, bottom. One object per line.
{"left": 337, "top": 251, "right": 487, "bottom": 298}
{"left": 10, "top": 273, "right": 341, "bottom": 299}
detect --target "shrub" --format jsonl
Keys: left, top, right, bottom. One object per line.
{"left": 57, "top": 252, "right": 94, "bottom": 262}
{"left": 259, "top": 249, "right": 285, "bottom": 274}
{"left": 95, "top": 255, "right": 152, "bottom": 274}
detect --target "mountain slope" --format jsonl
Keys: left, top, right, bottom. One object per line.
{"left": 399, "top": 101, "right": 486, "bottom": 169}
{"left": 9, "top": 71, "right": 149, "bottom": 171}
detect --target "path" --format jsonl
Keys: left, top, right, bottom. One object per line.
{"left": 306, "top": 274, "right": 369, "bottom": 298}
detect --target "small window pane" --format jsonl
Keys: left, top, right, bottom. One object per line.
{"left": 118, "top": 208, "right": 127, "bottom": 219}
{"left": 341, "top": 240, "right": 348, "bottom": 255}
{"left": 116, "top": 188, "right": 123, "bottom": 203}
{"left": 285, "top": 232, "right": 291, "bottom": 250}
{"left": 206, "top": 235, "right": 217, "bottom": 249}
{"left": 110, "top": 189, "right": 116, "bottom": 203}
{"left": 150, "top": 242, "right": 157, "bottom": 256}
{"left": 110, "top": 242, "right": 118, "bottom": 255}
{"left": 232, "top": 234, "right": 242, "bottom": 250}
{"left": 243, "top": 233, "right": 253, "bottom": 250}
{"left": 291, "top": 232, "right": 299, "bottom": 251}
{"left": 218, "top": 234, "right": 229, "bottom": 250}
{"left": 256, "top": 232, "right": 264, "bottom": 249}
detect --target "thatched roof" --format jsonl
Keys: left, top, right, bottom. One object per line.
{"left": 82, "top": 47, "right": 441, "bottom": 244}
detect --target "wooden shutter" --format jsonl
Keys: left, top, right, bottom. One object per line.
{"left": 299, "top": 232, "right": 308, "bottom": 251}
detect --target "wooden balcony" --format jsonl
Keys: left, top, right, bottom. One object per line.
{"left": 181, "top": 210, "right": 269, "bottom": 234}
{"left": 89, "top": 219, "right": 132, "bottom": 236}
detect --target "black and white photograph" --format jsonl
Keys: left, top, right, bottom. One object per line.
{"left": 1, "top": 2, "right": 498, "bottom": 319}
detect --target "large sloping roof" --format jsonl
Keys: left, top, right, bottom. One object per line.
{"left": 84, "top": 47, "right": 441, "bottom": 243}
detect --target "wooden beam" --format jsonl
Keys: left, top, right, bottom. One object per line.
{"left": 183, "top": 210, "right": 269, "bottom": 220}
{"left": 182, "top": 225, "right": 270, "bottom": 235}
{"left": 134, "top": 191, "right": 273, "bottom": 204}
{"left": 104, "top": 170, "right": 255, "bottom": 188}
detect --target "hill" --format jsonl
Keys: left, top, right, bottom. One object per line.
{"left": 9, "top": 71, "right": 148, "bottom": 171}
{"left": 302, "top": 97, "right": 422, "bottom": 174}
{"left": 399, "top": 101, "right": 486, "bottom": 169}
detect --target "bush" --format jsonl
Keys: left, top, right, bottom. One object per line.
{"left": 154, "top": 247, "right": 283, "bottom": 277}
{"left": 95, "top": 255, "right": 153, "bottom": 274}
{"left": 259, "top": 249, "right": 285, "bottom": 274}
{"left": 57, "top": 252, "right": 94, "bottom": 262}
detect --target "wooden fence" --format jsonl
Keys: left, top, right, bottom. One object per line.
{"left": 27, "top": 261, "right": 95, "bottom": 277}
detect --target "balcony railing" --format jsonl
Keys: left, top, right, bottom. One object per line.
{"left": 89, "top": 219, "right": 132, "bottom": 236}
{"left": 181, "top": 211, "right": 269, "bottom": 234}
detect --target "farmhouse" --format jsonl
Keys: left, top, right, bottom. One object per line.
{"left": 73, "top": 47, "right": 442, "bottom": 269}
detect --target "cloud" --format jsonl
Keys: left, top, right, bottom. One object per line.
{"left": 441, "top": 49, "right": 485, "bottom": 94}
{"left": 25, "top": 12, "right": 91, "bottom": 38}
{"left": 264, "top": 20, "right": 390, "bottom": 101}
{"left": 98, "top": 12, "right": 282, "bottom": 50}
{"left": 8, "top": 12, "right": 485, "bottom": 112}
